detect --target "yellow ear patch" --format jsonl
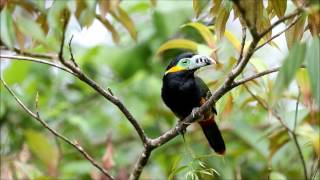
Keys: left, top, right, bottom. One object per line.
{"left": 165, "top": 66, "right": 185, "bottom": 75}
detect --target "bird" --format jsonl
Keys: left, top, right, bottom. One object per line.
{"left": 161, "top": 52, "right": 226, "bottom": 155}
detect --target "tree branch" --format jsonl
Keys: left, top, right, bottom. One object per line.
{"left": 60, "top": 39, "right": 149, "bottom": 145}
{"left": 232, "top": 67, "right": 279, "bottom": 88}
{"left": 0, "top": 55, "right": 76, "bottom": 75}
{"left": 129, "top": 147, "right": 153, "bottom": 179}
{"left": 129, "top": 4, "right": 304, "bottom": 179}
{"left": 237, "top": 27, "right": 247, "bottom": 65}
{"left": 1, "top": 3, "right": 305, "bottom": 179}
{"left": 255, "top": 14, "right": 302, "bottom": 51}
{"left": 243, "top": 84, "right": 308, "bottom": 180}
{"left": 258, "top": 9, "right": 302, "bottom": 39}
{"left": 0, "top": 46, "right": 55, "bottom": 59}
{"left": 232, "top": 65, "right": 306, "bottom": 88}
{"left": 292, "top": 91, "right": 308, "bottom": 180}
{"left": 0, "top": 78, "right": 114, "bottom": 180}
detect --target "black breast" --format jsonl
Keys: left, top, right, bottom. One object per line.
{"left": 161, "top": 71, "right": 203, "bottom": 119}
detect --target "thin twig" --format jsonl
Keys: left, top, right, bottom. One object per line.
{"left": 237, "top": 27, "right": 247, "bottom": 65}
{"left": 129, "top": 147, "right": 153, "bottom": 180}
{"left": 233, "top": 67, "right": 279, "bottom": 88}
{"left": 68, "top": 35, "right": 78, "bottom": 67}
{"left": 244, "top": 83, "right": 308, "bottom": 180}
{"left": 292, "top": 90, "right": 308, "bottom": 180}
{"left": 58, "top": 10, "right": 68, "bottom": 63}
{"left": 294, "top": 91, "right": 301, "bottom": 131}
{"left": 59, "top": 38, "right": 149, "bottom": 145}
{"left": 232, "top": 65, "right": 306, "bottom": 88}
{"left": 1, "top": 3, "right": 305, "bottom": 179}
{"left": 0, "top": 55, "right": 76, "bottom": 75}
{"left": 56, "top": 12, "right": 149, "bottom": 145}
{"left": 259, "top": 9, "right": 301, "bottom": 39}
{"left": 243, "top": 82, "right": 292, "bottom": 131}
{"left": 0, "top": 55, "right": 149, "bottom": 146}
{"left": 255, "top": 15, "right": 301, "bottom": 51}
{"left": 0, "top": 78, "right": 114, "bottom": 180}
{"left": 291, "top": 134, "right": 308, "bottom": 180}
{"left": 0, "top": 46, "right": 55, "bottom": 59}
{"left": 130, "top": 3, "right": 303, "bottom": 179}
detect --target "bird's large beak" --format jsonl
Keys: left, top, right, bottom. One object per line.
{"left": 187, "top": 55, "right": 214, "bottom": 70}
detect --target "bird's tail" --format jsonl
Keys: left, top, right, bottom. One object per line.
{"left": 199, "top": 116, "right": 226, "bottom": 155}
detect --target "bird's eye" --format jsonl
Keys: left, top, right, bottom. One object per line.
{"left": 181, "top": 59, "right": 188, "bottom": 63}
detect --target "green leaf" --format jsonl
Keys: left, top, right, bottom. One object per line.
{"left": 271, "top": 43, "right": 306, "bottom": 104}
{"left": 296, "top": 69, "right": 312, "bottom": 101}
{"left": 156, "top": 39, "right": 198, "bottom": 55}
{"left": 171, "top": 155, "right": 182, "bottom": 171}
{"left": 78, "top": 8, "right": 95, "bottom": 28}
{"left": 285, "top": 15, "right": 307, "bottom": 49}
{"left": 306, "top": 37, "right": 320, "bottom": 105}
{"left": 110, "top": 6, "right": 137, "bottom": 41}
{"left": 46, "top": 1, "right": 67, "bottom": 50}
{"left": 269, "top": 0, "right": 287, "bottom": 18}
{"left": 25, "top": 130, "right": 58, "bottom": 170}
{"left": 168, "top": 165, "right": 188, "bottom": 180}
{"left": 96, "top": 15, "right": 120, "bottom": 44}
{"left": 182, "top": 22, "right": 215, "bottom": 48}
{"left": 0, "top": 6, "right": 16, "bottom": 49}
{"left": 215, "top": 5, "right": 230, "bottom": 40}
{"left": 192, "top": 0, "right": 209, "bottom": 18}
{"left": 268, "top": 128, "right": 290, "bottom": 159}
{"left": 16, "top": 15, "right": 46, "bottom": 45}
{"left": 297, "top": 124, "right": 320, "bottom": 156}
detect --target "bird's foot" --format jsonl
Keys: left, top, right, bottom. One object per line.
{"left": 206, "top": 91, "right": 211, "bottom": 100}
{"left": 191, "top": 107, "right": 202, "bottom": 119}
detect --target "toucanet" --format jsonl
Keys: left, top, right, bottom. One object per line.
{"left": 161, "top": 52, "right": 226, "bottom": 154}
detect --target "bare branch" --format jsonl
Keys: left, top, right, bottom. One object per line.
{"left": 0, "top": 46, "right": 55, "bottom": 59}
{"left": 1, "top": 53, "right": 149, "bottom": 145}
{"left": 54, "top": 13, "right": 149, "bottom": 145}
{"left": 243, "top": 83, "right": 308, "bottom": 180}
{"left": 233, "top": 67, "right": 280, "bottom": 88}
{"left": 1, "top": 78, "right": 114, "bottom": 180}
{"left": 255, "top": 15, "right": 301, "bottom": 51}
{"left": 59, "top": 42, "right": 149, "bottom": 145}
{"left": 243, "top": 83, "right": 292, "bottom": 131}
{"left": 232, "top": 65, "right": 306, "bottom": 88}
{"left": 259, "top": 9, "right": 302, "bottom": 39}
{"left": 68, "top": 35, "right": 78, "bottom": 67}
{"left": 129, "top": 3, "right": 305, "bottom": 179}
{"left": 2, "top": 3, "right": 306, "bottom": 179}
{"left": 58, "top": 10, "right": 68, "bottom": 63}
{"left": 292, "top": 91, "right": 308, "bottom": 180}
{"left": 129, "top": 147, "right": 152, "bottom": 180}
{"left": 0, "top": 55, "right": 76, "bottom": 76}
{"left": 237, "top": 27, "right": 247, "bottom": 65}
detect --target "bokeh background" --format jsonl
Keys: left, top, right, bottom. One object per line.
{"left": 1, "top": 0, "right": 319, "bottom": 179}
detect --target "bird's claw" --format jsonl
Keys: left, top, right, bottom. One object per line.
{"left": 206, "top": 91, "right": 211, "bottom": 100}
{"left": 192, "top": 107, "right": 202, "bottom": 119}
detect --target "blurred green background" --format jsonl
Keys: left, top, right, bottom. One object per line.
{"left": 1, "top": 0, "right": 319, "bottom": 179}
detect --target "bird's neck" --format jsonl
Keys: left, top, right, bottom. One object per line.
{"left": 163, "top": 71, "right": 196, "bottom": 89}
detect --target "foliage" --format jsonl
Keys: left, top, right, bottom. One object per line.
{"left": 0, "top": 0, "right": 319, "bottom": 179}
